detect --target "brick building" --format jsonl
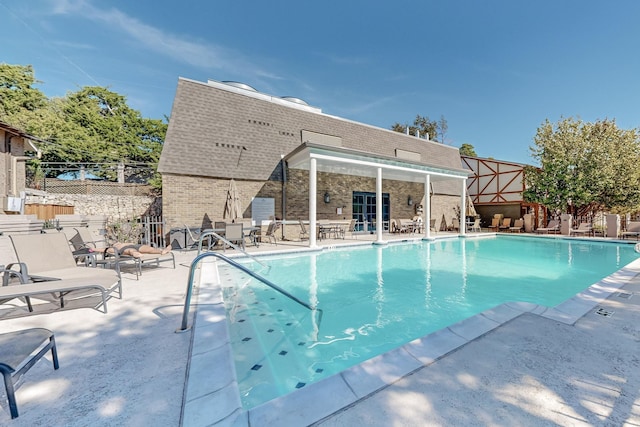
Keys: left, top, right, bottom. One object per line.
{"left": 159, "top": 78, "right": 471, "bottom": 245}
{"left": 0, "top": 121, "right": 42, "bottom": 214}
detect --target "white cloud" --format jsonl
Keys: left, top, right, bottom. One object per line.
{"left": 47, "top": 0, "right": 276, "bottom": 77}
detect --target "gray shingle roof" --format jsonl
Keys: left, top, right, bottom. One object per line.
{"left": 159, "top": 78, "right": 465, "bottom": 195}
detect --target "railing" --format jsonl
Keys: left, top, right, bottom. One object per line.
{"left": 176, "top": 252, "right": 322, "bottom": 332}
{"left": 197, "top": 230, "right": 269, "bottom": 270}
{"left": 142, "top": 215, "right": 166, "bottom": 249}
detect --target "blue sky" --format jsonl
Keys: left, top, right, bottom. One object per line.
{"left": 2, "top": 0, "right": 639, "bottom": 165}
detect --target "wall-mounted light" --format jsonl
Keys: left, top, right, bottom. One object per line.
{"left": 324, "top": 192, "right": 331, "bottom": 204}
{"left": 407, "top": 195, "right": 413, "bottom": 206}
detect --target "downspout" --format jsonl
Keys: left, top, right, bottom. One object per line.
{"left": 281, "top": 154, "right": 287, "bottom": 240}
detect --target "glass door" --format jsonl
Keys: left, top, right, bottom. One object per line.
{"left": 353, "top": 191, "right": 389, "bottom": 232}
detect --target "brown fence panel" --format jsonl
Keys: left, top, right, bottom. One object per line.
{"left": 25, "top": 204, "right": 74, "bottom": 220}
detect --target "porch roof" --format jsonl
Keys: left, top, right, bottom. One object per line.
{"left": 285, "top": 142, "right": 471, "bottom": 183}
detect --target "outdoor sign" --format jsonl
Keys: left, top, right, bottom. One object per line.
{"left": 252, "top": 197, "right": 274, "bottom": 226}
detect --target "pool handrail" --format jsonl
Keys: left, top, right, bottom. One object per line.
{"left": 197, "top": 230, "right": 269, "bottom": 270}
{"left": 177, "top": 251, "right": 323, "bottom": 332}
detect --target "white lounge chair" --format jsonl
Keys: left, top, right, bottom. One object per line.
{"left": 536, "top": 219, "right": 560, "bottom": 234}
{"left": 570, "top": 222, "right": 593, "bottom": 237}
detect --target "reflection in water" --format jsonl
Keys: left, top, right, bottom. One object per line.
{"left": 309, "top": 253, "right": 319, "bottom": 341}
{"left": 461, "top": 238, "right": 467, "bottom": 295}
{"left": 375, "top": 245, "right": 385, "bottom": 328}
{"left": 424, "top": 243, "right": 432, "bottom": 310}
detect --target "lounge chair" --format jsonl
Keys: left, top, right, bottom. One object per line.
{"left": 509, "top": 219, "right": 524, "bottom": 233}
{"left": 570, "top": 222, "right": 593, "bottom": 237}
{"left": 0, "top": 328, "right": 59, "bottom": 418}
{"left": 536, "top": 219, "right": 560, "bottom": 234}
{"left": 498, "top": 218, "right": 512, "bottom": 232}
{"left": 469, "top": 218, "right": 481, "bottom": 232}
{"left": 7, "top": 232, "right": 121, "bottom": 313}
{"left": 488, "top": 218, "right": 500, "bottom": 232}
{"left": 100, "top": 245, "right": 175, "bottom": 279}
{"left": 298, "top": 219, "right": 309, "bottom": 241}
{"left": 621, "top": 221, "right": 640, "bottom": 240}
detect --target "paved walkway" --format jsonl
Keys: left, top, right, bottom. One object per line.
{"left": 0, "top": 232, "right": 638, "bottom": 426}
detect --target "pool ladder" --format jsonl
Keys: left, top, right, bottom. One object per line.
{"left": 177, "top": 252, "right": 323, "bottom": 332}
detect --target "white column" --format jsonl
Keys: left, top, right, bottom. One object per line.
{"left": 460, "top": 179, "right": 466, "bottom": 236}
{"left": 425, "top": 175, "right": 431, "bottom": 239}
{"left": 309, "top": 158, "right": 317, "bottom": 248}
{"left": 376, "top": 167, "right": 384, "bottom": 243}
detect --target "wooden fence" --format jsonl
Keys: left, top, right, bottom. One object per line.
{"left": 25, "top": 204, "right": 74, "bottom": 220}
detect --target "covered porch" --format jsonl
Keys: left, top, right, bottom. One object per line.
{"left": 284, "top": 142, "right": 472, "bottom": 247}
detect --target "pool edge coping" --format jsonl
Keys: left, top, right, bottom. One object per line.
{"left": 181, "top": 239, "right": 640, "bottom": 427}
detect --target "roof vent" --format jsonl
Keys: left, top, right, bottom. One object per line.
{"left": 280, "top": 96, "right": 309, "bottom": 106}
{"left": 221, "top": 81, "right": 258, "bottom": 92}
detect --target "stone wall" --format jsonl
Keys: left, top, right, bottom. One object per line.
{"left": 25, "top": 192, "right": 159, "bottom": 222}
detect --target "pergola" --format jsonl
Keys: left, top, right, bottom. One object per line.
{"left": 285, "top": 143, "right": 472, "bottom": 247}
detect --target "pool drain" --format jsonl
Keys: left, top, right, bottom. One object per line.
{"left": 595, "top": 307, "right": 614, "bottom": 317}
{"left": 616, "top": 292, "right": 632, "bottom": 299}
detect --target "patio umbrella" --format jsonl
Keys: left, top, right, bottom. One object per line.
{"left": 466, "top": 194, "right": 477, "bottom": 217}
{"left": 224, "top": 179, "right": 242, "bottom": 220}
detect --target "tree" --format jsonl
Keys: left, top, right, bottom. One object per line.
{"left": 0, "top": 64, "right": 48, "bottom": 124}
{"left": 524, "top": 117, "right": 640, "bottom": 214}
{"left": 437, "top": 115, "right": 448, "bottom": 144}
{"left": 0, "top": 64, "right": 167, "bottom": 189}
{"left": 391, "top": 114, "right": 447, "bottom": 143}
{"left": 459, "top": 143, "right": 477, "bottom": 157}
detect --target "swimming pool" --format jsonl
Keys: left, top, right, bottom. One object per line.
{"left": 218, "top": 235, "right": 638, "bottom": 409}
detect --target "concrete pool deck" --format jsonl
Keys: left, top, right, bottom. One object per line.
{"left": 0, "top": 232, "right": 639, "bottom": 425}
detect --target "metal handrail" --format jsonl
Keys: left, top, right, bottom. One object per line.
{"left": 197, "top": 230, "right": 269, "bottom": 270}
{"left": 176, "top": 251, "right": 322, "bottom": 332}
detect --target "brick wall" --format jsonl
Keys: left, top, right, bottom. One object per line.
{"left": 163, "top": 171, "right": 462, "bottom": 231}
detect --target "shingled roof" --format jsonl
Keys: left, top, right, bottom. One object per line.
{"left": 159, "top": 78, "right": 466, "bottom": 194}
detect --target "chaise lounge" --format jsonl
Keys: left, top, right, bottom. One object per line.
{"left": 536, "top": 219, "right": 560, "bottom": 234}
{"left": 4, "top": 232, "right": 121, "bottom": 313}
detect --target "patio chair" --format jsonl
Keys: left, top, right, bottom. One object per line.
{"left": 469, "top": 218, "right": 481, "bottom": 232}
{"left": 298, "top": 219, "right": 309, "bottom": 241}
{"left": 536, "top": 219, "right": 560, "bottom": 234}
{"left": 509, "top": 219, "right": 524, "bottom": 233}
{"left": 498, "top": 218, "right": 512, "bottom": 232}
{"left": 451, "top": 218, "right": 460, "bottom": 232}
{"left": 6, "top": 232, "right": 121, "bottom": 313}
{"left": 67, "top": 227, "right": 108, "bottom": 266}
{"left": 223, "top": 223, "right": 245, "bottom": 251}
{"left": 0, "top": 328, "right": 59, "bottom": 418}
{"left": 262, "top": 221, "right": 279, "bottom": 245}
{"left": 570, "top": 222, "right": 593, "bottom": 237}
{"left": 488, "top": 217, "right": 500, "bottom": 232}
{"left": 621, "top": 221, "right": 640, "bottom": 240}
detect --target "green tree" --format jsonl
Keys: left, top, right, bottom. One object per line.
{"left": 0, "top": 64, "right": 167, "bottom": 190}
{"left": 0, "top": 64, "right": 48, "bottom": 125}
{"left": 524, "top": 117, "right": 640, "bottom": 214}
{"left": 391, "top": 114, "right": 447, "bottom": 142}
{"left": 459, "top": 143, "right": 477, "bottom": 157}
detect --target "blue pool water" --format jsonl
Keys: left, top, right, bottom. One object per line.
{"left": 219, "top": 236, "right": 638, "bottom": 408}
